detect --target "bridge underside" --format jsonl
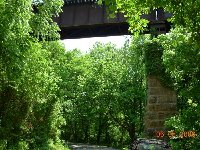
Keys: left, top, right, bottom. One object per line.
{"left": 59, "top": 21, "right": 173, "bottom": 39}
{"left": 55, "top": 2, "right": 172, "bottom": 39}
{"left": 59, "top": 23, "right": 129, "bottom": 39}
{"left": 59, "top": 21, "right": 172, "bottom": 39}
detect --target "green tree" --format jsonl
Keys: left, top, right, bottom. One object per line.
{"left": 99, "top": 0, "right": 200, "bottom": 148}
{"left": 0, "top": 0, "right": 68, "bottom": 149}
{"left": 158, "top": 28, "right": 200, "bottom": 150}
{"left": 100, "top": 0, "right": 200, "bottom": 42}
{"left": 61, "top": 41, "right": 146, "bottom": 147}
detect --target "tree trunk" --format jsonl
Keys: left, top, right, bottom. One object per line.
{"left": 128, "top": 123, "right": 136, "bottom": 142}
{"left": 73, "top": 122, "right": 78, "bottom": 142}
{"left": 84, "top": 125, "right": 89, "bottom": 142}
{"left": 97, "top": 114, "right": 103, "bottom": 144}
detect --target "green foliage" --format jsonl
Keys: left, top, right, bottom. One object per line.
{"left": 1, "top": 1, "right": 199, "bottom": 149}
{"left": 165, "top": 104, "right": 200, "bottom": 150}
{"left": 143, "top": 38, "right": 174, "bottom": 88}
{"left": 144, "top": 39, "right": 163, "bottom": 76}
{"left": 101, "top": 0, "right": 200, "bottom": 42}
{"left": 61, "top": 40, "right": 146, "bottom": 147}
{"left": 99, "top": 4, "right": 199, "bottom": 149}
{"left": 158, "top": 28, "right": 200, "bottom": 102}
{"left": 0, "top": 0, "right": 67, "bottom": 149}
{"left": 31, "top": 0, "right": 63, "bottom": 40}
{"left": 158, "top": 28, "right": 200, "bottom": 149}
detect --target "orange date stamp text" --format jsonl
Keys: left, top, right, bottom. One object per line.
{"left": 155, "top": 130, "right": 197, "bottom": 139}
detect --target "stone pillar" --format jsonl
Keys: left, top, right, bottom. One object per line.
{"left": 144, "top": 75, "right": 177, "bottom": 137}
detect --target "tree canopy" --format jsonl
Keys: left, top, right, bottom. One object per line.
{"left": 100, "top": 0, "right": 200, "bottom": 42}
{"left": 0, "top": 0, "right": 199, "bottom": 149}
{"left": 0, "top": 0, "right": 68, "bottom": 149}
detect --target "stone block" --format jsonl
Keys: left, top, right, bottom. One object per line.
{"left": 145, "top": 75, "right": 177, "bottom": 134}
{"left": 148, "top": 78, "right": 157, "bottom": 87}
{"left": 148, "top": 121, "right": 159, "bottom": 128}
{"left": 157, "top": 120, "right": 165, "bottom": 127}
{"left": 158, "top": 111, "right": 177, "bottom": 119}
{"left": 146, "top": 120, "right": 164, "bottom": 128}
{"left": 148, "top": 96, "right": 157, "bottom": 103}
{"left": 155, "top": 103, "right": 176, "bottom": 112}
{"left": 155, "top": 79, "right": 162, "bottom": 88}
{"left": 166, "top": 96, "right": 176, "bottom": 103}
{"left": 158, "top": 112, "right": 166, "bottom": 120}
{"left": 157, "top": 96, "right": 168, "bottom": 103}
{"left": 149, "top": 87, "right": 159, "bottom": 95}
{"left": 156, "top": 96, "right": 177, "bottom": 104}
{"left": 160, "top": 88, "right": 169, "bottom": 96}
{"left": 148, "top": 76, "right": 156, "bottom": 80}
{"left": 147, "top": 104, "right": 156, "bottom": 111}
{"left": 158, "top": 88, "right": 166, "bottom": 95}
{"left": 148, "top": 76, "right": 165, "bottom": 88}
{"left": 167, "top": 90, "right": 176, "bottom": 96}
{"left": 169, "top": 103, "right": 177, "bottom": 111}
{"left": 155, "top": 104, "right": 167, "bottom": 111}
{"left": 147, "top": 113, "right": 158, "bottom": 120}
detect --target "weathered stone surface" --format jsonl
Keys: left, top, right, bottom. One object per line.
{"left": 148, "top": 121, "right": 159, "bottom": 128}
{"left": 149, "top": 96, "right": 157, "bottom": 103}
{"left": 146, "top": 113, "right": 157, "bottom": 120}
{"left": 158, "top": 112, "right": 166, "bottom": 120}
{"left": 145, "top": 76, "right": 177, "bottom": 137}
{"left": 147, "top": 104, "right": 156, "bottom": 111}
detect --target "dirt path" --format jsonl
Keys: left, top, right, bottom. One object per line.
{"left": 68, "top": 143, "right": 118, "bottom": 150}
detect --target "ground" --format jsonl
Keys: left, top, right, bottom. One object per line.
{"left": 68, "top": 143, "right": 118, "bottom": 150}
